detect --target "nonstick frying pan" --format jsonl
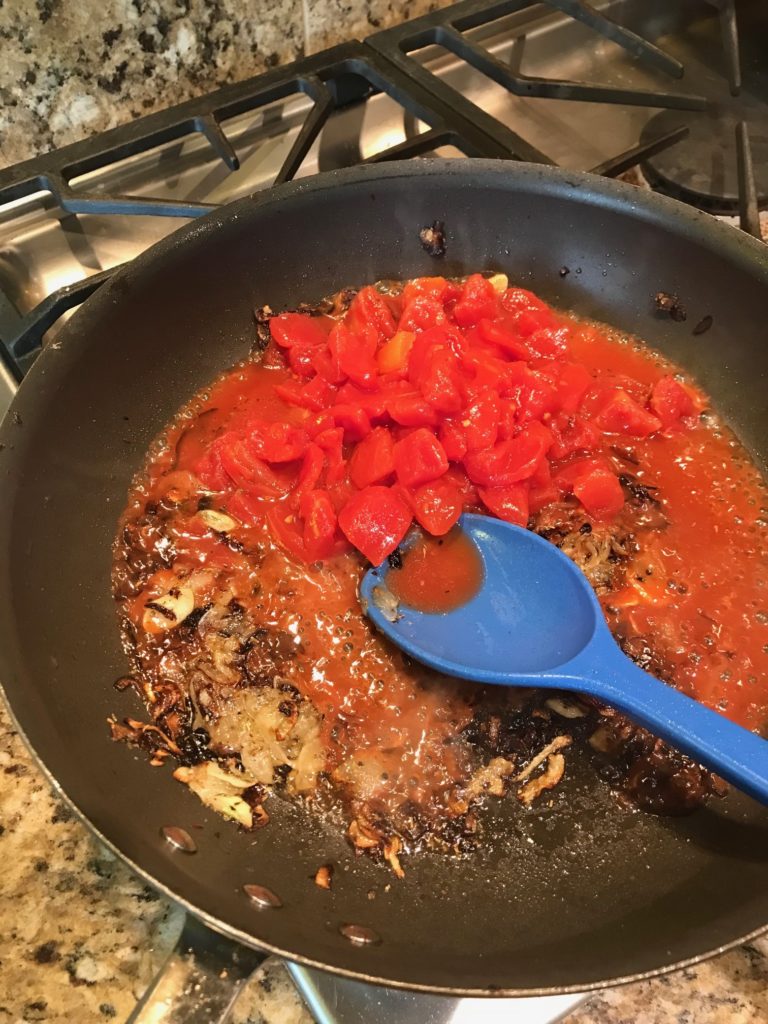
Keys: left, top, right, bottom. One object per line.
{"left": 1, "top": 162, "right": 768, "bottom": 1011}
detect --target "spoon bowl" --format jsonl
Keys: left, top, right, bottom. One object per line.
{"left": 360, "top": 514, "right": 768, "bottom": 805}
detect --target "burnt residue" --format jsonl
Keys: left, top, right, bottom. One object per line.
{"left": 387, "top": 547, "right": 403, "bottom": 570}
{"left": 654, "top": 290, "right": 687, "bottom": 322}
{"left": 419, "top": 220, "right": 446, "bottom": 258}
{"left": 693, "top": 314, "right": 714, "bottom": 336}
{"left": 252, "top": 305, "right": 274, "bottom": 353}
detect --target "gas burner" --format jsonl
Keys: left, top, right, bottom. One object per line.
{"left": 640, "top": 0, "right": 767, "bottom": 215}
{"left": 641, "top": 105, "right": 767, "bottom": 216}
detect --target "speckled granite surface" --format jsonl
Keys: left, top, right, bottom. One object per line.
{"left": 0, "top": 0, "right": 446, "bottom": 168}
{"left": 1, "top": 1, "right": 768, "bottom": 1022}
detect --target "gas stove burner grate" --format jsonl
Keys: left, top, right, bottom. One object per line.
{"left": 367, "top": 0, "right": 710, "bottom": 117}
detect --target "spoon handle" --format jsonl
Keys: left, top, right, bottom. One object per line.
{"left": 555, "top": 648, "right": 768, "bottom": 805}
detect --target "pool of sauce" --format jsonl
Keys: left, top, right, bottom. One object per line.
{"left": 388, "top": 528, "right": 484, "bottom": 613}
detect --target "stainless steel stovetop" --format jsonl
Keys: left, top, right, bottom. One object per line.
{"left": 0, "top": 1, "right": 765, "bottom": 1021}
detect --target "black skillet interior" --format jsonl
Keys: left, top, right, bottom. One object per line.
{"left": 1, "top": 162, "right": 767, "bottom": 995}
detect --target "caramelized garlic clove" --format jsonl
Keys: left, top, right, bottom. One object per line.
{"left": 142, "top": 585, "right": 195, "bottom": 633}
{"left": 197, "top": 509, "right": 238, "bottom": 532}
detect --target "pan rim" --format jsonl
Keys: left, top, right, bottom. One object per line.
{"left": 1, "top": 158, "right": 767, "bottom": 997}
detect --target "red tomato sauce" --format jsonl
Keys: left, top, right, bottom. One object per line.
{"left": 388, "top": 527, "right": 484, "bottom": 613}
{"left": 119, "top": 271, "right": 768, "bottom": 815}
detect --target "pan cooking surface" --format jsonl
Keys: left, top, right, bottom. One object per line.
{"left": 0, "top": 162, "right": 767, "bottom": 994}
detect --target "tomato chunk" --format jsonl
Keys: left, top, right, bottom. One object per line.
{"left": 247, "top": 420, "right": 308, "bottom": 463}
{"left": 270, "top": 312, "right": 329, "bottom": 349}
{"left": 572, "top": 466, "right": 624, "bottom": 519}
{"left": 327, "top": 322, "right": 378, "bottom": 389}
{"left": 349, "top": 427, "right": 396, "bottom": 489}
{"left": 300, "top": 489, "right": 338, "bottom": 559}
{"left": 478, "top": 482, "right": 529, "bottom": 526}
{"left": 393, "top": 428, "right": 449, "bottom": 488}
{"left": 453, "top": 274, "right": 498, "bottom": 327}
{"left": 464, "top": 423, "right": 552, "bottom": 487}
{"left": 410, "top": 479, "right": 463, "bottom": 536}
{"left": 338, "top": 485, "right": 412, "bottom": 563}
{"left": 649, "top": 376, "right": 697, "bottom": 428}
{"left": 347, "top": 285, "right": 397, "bottom": 343}
{"left": 592, "top": 388, "right": 662, "bottom": 438}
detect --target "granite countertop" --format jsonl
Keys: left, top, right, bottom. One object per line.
{"left": 1, "top": 1, "right": 768, "bottom": 1022}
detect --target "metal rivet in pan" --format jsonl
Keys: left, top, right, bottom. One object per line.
{"left": 161, "top": 826, "right": 197, "bottom": 853}
{"left": 243, "top": 884, "right": 283, "bottom": 909}
{"left": 339, "top": 923, "right": 380, "bottom": 946}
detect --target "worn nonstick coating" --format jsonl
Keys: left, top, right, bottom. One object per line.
{"left": 1, "top": 162, "right": 767, "bottom": 996}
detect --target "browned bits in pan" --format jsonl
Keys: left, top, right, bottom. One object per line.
{"left": 654, "top": 290, "right": 687, "bottom": 322}
{"left": 314, "top": 864, "right": 334, "bottom": 890}
{"left": 693, "top": 314, "right": 714, "bottom": 336}
{"left": 419, "top": 220, "right": 446, "bottom": 257}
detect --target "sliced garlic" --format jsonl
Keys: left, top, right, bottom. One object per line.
{"left": 545, "top": 697, "right": 587, "bottom": 719}
{"left": 142, "top": 585, "right": 195, "bottom": 633}
{"left": 488, "top": 273, "right": 509, "bottom": 294}
{"left": 197, "top": 509, "right": 238, "bottom": 532}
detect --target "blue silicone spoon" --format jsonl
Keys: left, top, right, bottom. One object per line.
{"left": 360, "top": 513, "right": 768, "bottom": 804}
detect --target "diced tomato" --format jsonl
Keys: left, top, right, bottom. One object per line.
{"left": 393, "top": 428, "right": 449, "bottom": 488}
{"left": 496, "top": 399, "right": 518, "bottom": 441}
{"left": 346, "top": 286, "right": 397, "bottom": 344}
{"left": 500, "top": 288, "right": 557, "bottom": 337}
{"left": 649, "top": 376, "right": 697, "bottom": 428}
{"left": 410, "top": 479, "right": 463, "bottom": 536}
{"left": 228, "top": 489, "right": 266, "bottom": 525}
{"left": 338, "top": 485, "right": 412, "bottom": 564}
{"left": 216, "top": 435, "right": 288, "bottom": 496}
{"left": 314, "top": 427, "right": 346, "bottom": 485}
{"left": 556, "top": 362, "right": 592, "bottom": 413}
{"left": 554, "top": 455, "right": 613, "bottom": 493}
{"left": 401, "top": 276, "right": 457, "bottom": 306}
{"left": 349, "top": 427, "right": 396, "bottom": 489}
{"left": 549, "top": 414, "right": 600, "bottom": 460}
{"left": 528, "top": 458, "right": 559, "bottom": 514}
{"left": 388, "top": 393, "right": 440, "bottom": 427}
{"left": 195, "top": 440, "right": 231, "bottom": 491}
{"left": 478, "top": 318, "right": 531, "bottom": 361}
{"left": 463, "top": 390, "right": 499, "bottom": 452}
{"left": 289, "top": 443, "right": 325, "bottom": 507}
{"left": 478, "top": 482, "right": 529, "bottom": 526}
{"left": 416, "top": 345, "right": 465, "bottom": 415}
{"left": 274, "top": 375, "right": 336, "bottom": 412}
{"left": 328, "top": 404, "right": 372, "bottom": 442}
{"left": 300, "top": 489, "right": 338, "bottom": 559}
{"left": 526, "top": 325, "right": 570, "bottom": 359}
{"left": 377, "top": 330, "right": 415, "bottom": 375}
{"left": 399, "top": 296, "right": 447, "bottom": 333}
{"left": 246, "top": 419, "right": 308, "bottom": 463}
{"left": 592, "top": 388, "right": 662, "bottom": 438}
{"left": 452, "top": 274, "right": 498, "bottom": 327}
{"left": 327, "top": 322, "right": 378, "bottom": 390}
{"left": 439, "top": 419, "right": 468, "bottom": 462}
{"left": 502, "top": 362, "right": 559, "bottom": 422}
{"left": 185, "top": 273, "right": 702, "bottom": 568}
{"left": 267, "top": 505, "right": 308, "bottom": 561}
{"left": 311, "top": 345, "right": 346, "bottom": 385}
{"left": 270, "top": 312, "right": 329, "bottom": 349}
{"left": 572, "top": 465, "right": 624, "bottom": 519}
{"left": 287, "top": 344, "right": 318, "bottom": 378}
{"left": 464, "top": 422, "right": 552, "bottom": 487}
